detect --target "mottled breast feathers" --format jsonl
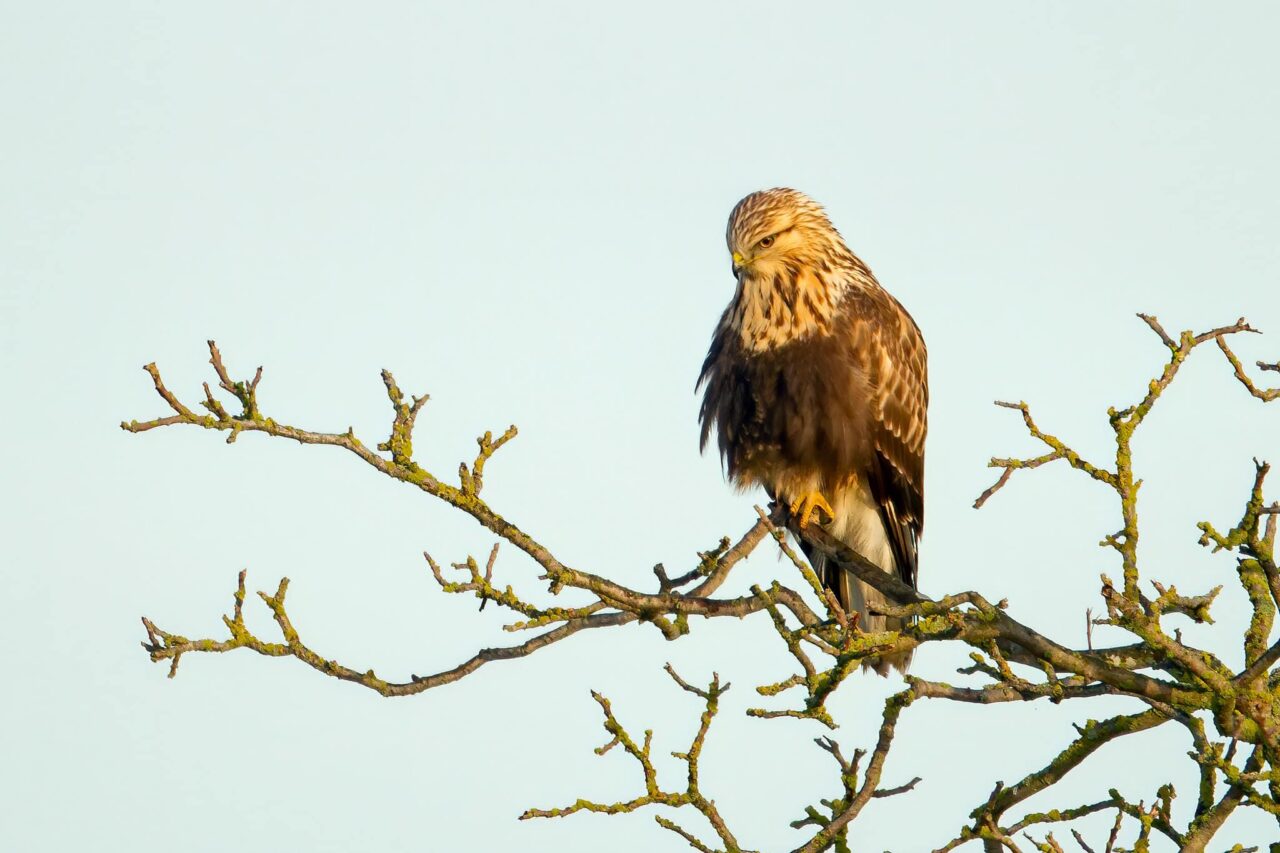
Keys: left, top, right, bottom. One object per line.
{"left": 698, "top": 282, "right": 927, "bottom": 585}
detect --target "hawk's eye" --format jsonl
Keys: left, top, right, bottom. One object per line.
{"left": 759, "top": 235, "right": 776, "bottom": 248}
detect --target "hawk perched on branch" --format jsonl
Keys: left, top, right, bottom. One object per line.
{"left": 697, "top": 188, "right": 928, "bottom": 674}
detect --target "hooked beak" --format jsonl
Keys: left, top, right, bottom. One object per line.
{"left": 731, "top": 250, "right": 745, "bottom": 276}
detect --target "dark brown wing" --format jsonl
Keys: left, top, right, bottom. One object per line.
{"left": 844, "top": 285, "right": 928, "bottom": 589}
{"left": 696, "top": 307, "right": 740, "bottom": 464}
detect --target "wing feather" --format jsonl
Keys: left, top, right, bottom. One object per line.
{"left": 843, "top": 285, "right": 927, "bottom": 589}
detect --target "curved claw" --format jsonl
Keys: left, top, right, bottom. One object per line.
{"left": 789, "top": 491, "right": 835, "bottom": 530}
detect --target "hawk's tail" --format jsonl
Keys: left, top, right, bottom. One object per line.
{"left": 800, "top": 543, "right": 914, "bottom": 676}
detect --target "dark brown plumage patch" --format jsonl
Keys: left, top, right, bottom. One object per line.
{"left": 699, "top": 328, "right": 871, "bottom": 493}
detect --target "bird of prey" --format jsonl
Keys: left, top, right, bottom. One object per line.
{"left": 697, "top": 188, "right": 927, "bottom": 674}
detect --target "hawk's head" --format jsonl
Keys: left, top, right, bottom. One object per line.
{"left": 726, "top": 188, "right": 848, "bottom": 279}
{"left": 723, "top": 188, "right": 873, "bottom": 352}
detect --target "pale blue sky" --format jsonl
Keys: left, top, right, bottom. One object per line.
{"left": 4, "top": 3, "right": 1279, "bottom": 851}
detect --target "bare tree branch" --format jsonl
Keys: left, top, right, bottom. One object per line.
{"left": 124, "top": 314, "right": 1280, "bottom": 851}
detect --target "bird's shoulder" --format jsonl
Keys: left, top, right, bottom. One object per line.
{"left": 835, "top": 281, "right": 927, "bottom": 383}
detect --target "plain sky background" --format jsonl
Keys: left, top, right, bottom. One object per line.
{"left": 4, "top": 3, "right": 1280, "bottom": 851}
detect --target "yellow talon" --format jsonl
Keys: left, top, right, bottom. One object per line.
{"left": 789, "top": 491, "right": 835, "bottom": 529}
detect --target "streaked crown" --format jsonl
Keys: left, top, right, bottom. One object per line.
{"left": 726, "top": 187, "right": 838, "bottom": 253}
